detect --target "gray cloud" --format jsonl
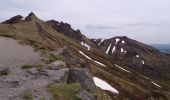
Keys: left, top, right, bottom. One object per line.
{"left": 0, "top": 0, "right": 170, "bottom": 44}
{"left": 85, "top": 25, "right": 119, "bottom": 30}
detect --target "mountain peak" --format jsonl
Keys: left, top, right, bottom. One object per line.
{"left": 1, "top": 15, "right": 23, "bottom": 24}
{"left": 25, "top": 12, "right": 39, "bottom": 21}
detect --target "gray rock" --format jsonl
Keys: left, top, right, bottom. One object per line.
{"left": 51, "top": 46, "right": 67, "bottom": 56}
{"left": 77, "top": 90, "right": 96, "bottom": 100}
{"left": 47, "top": 60, "right": 66, "bottom": 70}
{"left": 69, "top": 68, "right": 96, "bottom": 93}
{"left": 27, "top": 68, "right": 39, "bottom": 75}
{"left": 0, "top": 79, "right": 19, "bottom": 88}
{"left": 45, "top": 68, "right": 70, "bottom": 83}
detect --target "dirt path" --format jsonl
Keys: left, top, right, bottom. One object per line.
{"left": 0, "top": 36, "right": 42, "bottom": 67}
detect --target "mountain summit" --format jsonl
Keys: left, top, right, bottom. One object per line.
{"left": 0, "top": 13, "right": 170, "bottom": 100}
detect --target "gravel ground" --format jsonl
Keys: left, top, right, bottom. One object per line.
{"left": 0, "top": 36, "right": 42, "bottom": 67}
{"left": 0, "top": 36, "right": 51, "bottom": 100}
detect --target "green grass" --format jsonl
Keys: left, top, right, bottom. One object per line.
{"left": 46, "top": 83, "right": 81, "bottom": 100}
{"left": 21, "top": 89, "right": 33, "bottom": 100}
{"left": 21, "top": 64, "right": 43, "bottom": 69}
{"left": 45, "top": 54, "right": 65, "bottom": 64}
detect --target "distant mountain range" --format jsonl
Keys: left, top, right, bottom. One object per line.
{"left": 151, "top": 44, "right": 170, "bottom": 53}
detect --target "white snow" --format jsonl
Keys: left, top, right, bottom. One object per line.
{"left": 94, "top": 39, "right": 97, "bottom": 41}
{"left": 136, "top": 55, "right": 139, "bottom": 58}
{"left": 151, "top": 81, "right": 162, "bottom": 88}
{"left": 142, "top": 60, "right": 145, "bottom": 64}
{"left": 98, "top": 39, "right": 104, "bottom": 45}
{"left": 115, "top": 64, "right": 131, "bottom": 73}
{"left": 115, "top": 38, "right": 120, "bottom": 44}
{"left": 112, "top": 46, "right": 116, "bottom": 53}
{"left": 124, "top": 51, "right": 127, "bottom": 54}
{"left": 79, "top": 51, "right": 92, "bottom": 60}
{"left": 81, "top": 41, "right": 91, "bottom": 51}
{"left": 106, "top": 44, "right": 112, "bottom": 54}
{"left": 79, "top": 50, "right": 107, "bottom": 67}
{"left": 94, "top": 61, "right": 107, "bottom": 67}
{"left": 122, "top": 40, "right": 125, "bottom": 44}
{"left": 93, "top": 77, "right": 119, "bottom": 94}
{"left": 121, "top": 48, "right": 124, "bottom": 53}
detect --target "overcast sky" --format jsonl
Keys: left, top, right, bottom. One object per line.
{"left": 0, "top": 0, "right": 170, "bottom": 44}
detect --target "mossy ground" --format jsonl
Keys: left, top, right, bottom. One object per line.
{"left": 46, "top": 83, "right": 81, "bottom": 100}
{"left": 21, "top": 64, "right": 43, "bottom": 69}
{"left": 21, "top": 89, "right": 33, "bottom": 100}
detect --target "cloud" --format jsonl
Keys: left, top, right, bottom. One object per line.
{"left": 0, "top": 0, "right": 170, "bottom": 44}
{"left": 85, "top": 25, "right": 119, "bottom": 30}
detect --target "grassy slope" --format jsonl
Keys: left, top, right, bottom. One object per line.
{"left": 0, "top": 17, "right": 170, "bottom": 99}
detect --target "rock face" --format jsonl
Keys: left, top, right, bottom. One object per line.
{"left": 1, "top": 15, "right": 23, "bottom": 24}
{"left": 46, "top": 20, "right": 83, "bottom": 41}
{"left": 92, "top": 36, "right": 170, "bottom": 79}
{"left": 25, "top": 12, "right": 39, "bottom": 21}
{"left": 69, "top": 68, "right": 96, "bottom": 93}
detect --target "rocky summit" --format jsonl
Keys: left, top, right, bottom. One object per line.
{"left": 0, "top": 12, "right": 170, "bottom": 100}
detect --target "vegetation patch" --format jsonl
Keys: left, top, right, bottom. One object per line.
{"left": 21, "top": 89, "right": 33, "bottom": 100}
{"left": 46, "top": 83, "right": 81, "bottom": 100}
{"left": 21, "top": 64, "right": 43, "bottom": 69}
{"left": 44, "top": 54, "right": 65, "bottom": 64}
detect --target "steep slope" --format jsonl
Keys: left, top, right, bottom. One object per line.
{"left": 91, "top": 36, "right": 170, "bottom": 80}
{"left": 0, "top": 13, "right": 170, "bottom": 100}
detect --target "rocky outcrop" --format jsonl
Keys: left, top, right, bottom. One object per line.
{"left": 1, "top": 15, "right": 23, "bottom": 24}
{"left": 46, "top": 20, "right": 83, "bottom": 41}
{"left": 25, "top": 12, "right": 39, "bottom": 21}
{"left": 68, "top": 68, "right": 96, "bottom": 93}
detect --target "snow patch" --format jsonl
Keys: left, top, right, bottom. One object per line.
{"left": 136, "top": 55, "right": 139, "bottom": 58}
{"left": 79, "top": 51, "right": 92, "bottom": 60}
{"left": 142, "top": 60, "right": 145, "bottom": 64}
{"left": 81, "top": 41, "right": 91, "bottom": 51}
{"left": 121, "top": 48, "right": 124, "bottom": 53}
{"left": 98, "top": 39, "right": 104, "bottom": 45}
{"left": 151, "top": 81, "right": 162, "bottom": 88}
{"left": 124, "top": 51, "right": 127, "bottom": 54}
{"left": 79, "top": 50, "right": 107, "bottom": 67}
{"left": 115, "top": 38, "right": 120, "bottom": 44}
{"left": 106, "top": 44, "right": 112, "bottom": 54}
{"left": 115, "top": 64, "right": 131, "bottom": 73}
{"left": 94, "top": 61, "right": 107, "bottom": 67}
{"left": 122, "top": 40, "right": 125, "bottom": 44}
{"left": 93, "top": 39, "right": 97, "bottom": 42}
{"left": 112, "top": 46, "right": 116, "bottom": 53}
{"left": 93, "top": 77, "right": 119, "bottom": 94}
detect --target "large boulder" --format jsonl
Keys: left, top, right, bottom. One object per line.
{"left": 68, "top": 68, "right": 96, "bottom": 93}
